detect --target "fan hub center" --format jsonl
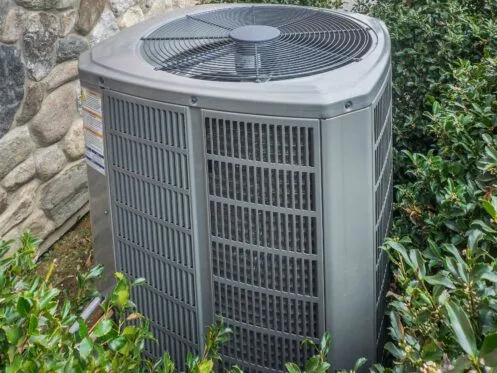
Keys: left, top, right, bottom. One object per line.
{"left": 229, "top": 25, "right": 280, "bottom": 43}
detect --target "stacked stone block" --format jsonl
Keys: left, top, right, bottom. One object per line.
{"left": 0, "top": 0, "right": 196, "bottom": 250}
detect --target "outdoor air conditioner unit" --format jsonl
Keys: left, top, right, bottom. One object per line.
{"left": 79, "top": 4, "right": 392, "bottom": 371}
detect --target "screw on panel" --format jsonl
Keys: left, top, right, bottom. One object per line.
{"left": 190, "top": 96, "right": 198, "bottom": 105}
{"left": 98, "top": 77, "right": 105, "bottom": 86}
{"left": 345, "top": 101, "right": 353, "bottom": 110}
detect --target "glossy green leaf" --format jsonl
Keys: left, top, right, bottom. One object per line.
{"left": 467, "top": 229, "right": 484, "bottom": 254}
{"left": 409, "top": 249, "right": 426, "bottom": 278}
{"left": 92, "top": 319, "right": 113, "bottom": 338}
{"left": 450, "top": 355, "right": 471, "bottom": 373}
{"left": 78, "top": 318, "right": 89, "bottom": 338}
{"left": 21, "top": 360, "right": 37, "bottom": 373}
{"left": 481, "top": 332, "right": 497, "bottom": 367}
{"left": 285, "top": 362, "right": 301, "bottom": 373}
{"left": 39, "top": 288, "right": 60, "bottom": 308}
{"left": 29, "top": 335, "right": 49, "bottom": 348}
{"left": 445, "top": 301, "right": 477, "bottom": 357}
{"left": 122, "top": 325, "right": 138, "bottom": 337}
{"left": 471, "top": 220, "right": 497, "bottom": 234}
{"left": 86, "top": 264, "right": 104, "bottom": 279}
{"left": 386, "top": 240, "right": 412, "bottom": 267}
{"left": 16, "top": 297, "right": 32, "bottom": 317}
{"left": 186, "top": 351, "right": 197, "bottom": 371}
{"left": 0, "top": 272, "right": 5, "bottom": 288}
{"left": 301, "top": 338, "right": 318, "bottom": 350}
{"left": 115, "top": 289, "right": 129, "bottom": 307}
{"left": 425, "top": 273, "right": 455, "bottom": 289}
{"left": 320, "top": 332, "right": 331, "bottom": 356}
{"left": 456, "top": 262, "right": 469, "bottom": 283}
{"left": 384, "top": 342, "right": 403, "bottom": 360}
{"left": 5, "top": 354, "right": 22, "bottom": 373}
{"left": 445, "top": 257, "right": 460, "bottom": 279}
{"left": 353, "top": 357, "right": 367, "bottom": 371}
{"left": 421, "top": 341, "right": 442, "bottom": 361}
{"left": 482, "top": 272, "right": 497, "bottom": 283}
{"left": 228, "top": 366, "right": 243, "bottom": 373}
{"left": 371, "top": 364, "right": 386, "bottom": 373}
{"left": 109, "top": 336, "right": 126, "bottom": 352}
{"left": 28, "top": 315, "right": 38, "bottom": 334}
{"left": 196, "top": 359, "right": 214, "bottom": 373}
{"left": 305, "top": 356, "right": 321, "bottom": 373}
{"left": 161, "top": 352, "right": 176, "bottom": 373}
{"left": 114, "top": 272, "right": 125, "bottom": 281}
{"left": 4, "top": 326, "right": 21, "bottom": 344}
{"left": 61, "top": 300, "right": 71, "bottom": 320}
{"left": 389, "top": 311, "right": 404, "bottom": 341}
{"left": 482, "top": 197, "right": 497, "bottom": 219}
{"left": 133, "top": 278, "right": 146, "bottom": 286}
{"left": 78, "top": 337, "right": 93, "bottom": 360}
{"left": 471, "top": 263, "right": 492, "bottom": 282}
{"left": 442, "top": 244, "right": 468, "bottom": 270}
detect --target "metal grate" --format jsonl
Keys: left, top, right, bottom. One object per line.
{"left": 373, "top": 74, "right": 393, "bottom": 360}
{"left": 218, "top": 326, "right": 316, "bottom": 372}
{"left": 212, "top": 241, "right": 318, "bottom": 296}
{"left": 106, "top": 94, "right": 199, "bottom": 368}
{"left": 204, "top": 111, "right": 323, "bottom": 371}
{"left": 141, "top": 6, "right": 374, "bottom": 82}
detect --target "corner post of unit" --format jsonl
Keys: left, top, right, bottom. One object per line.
{"left": 186, "top": 106, "right": 214, "bottom": 352}
{"left": 320, "top": 108, "right": 376, "bottom": 370}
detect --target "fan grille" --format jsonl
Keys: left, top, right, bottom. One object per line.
{"left": 141, "top": 6, "right": 375, "bottom": 82}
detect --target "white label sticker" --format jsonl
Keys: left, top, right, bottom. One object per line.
{"left": 81, "top": 87, "right": 105, "bottom": 175}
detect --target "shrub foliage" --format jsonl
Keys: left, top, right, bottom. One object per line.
{"left": 358, "top": 0, "right": 497, "bottom": 371}
{"left": 0, "top": 234, "right": 233, "bottom": 372}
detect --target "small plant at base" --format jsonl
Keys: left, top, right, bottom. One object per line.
{"left": 285, "top": 332, "right": 367, "bottom": 373}
{"left": 158, "top": 321, "right": 233, "bottom": 373}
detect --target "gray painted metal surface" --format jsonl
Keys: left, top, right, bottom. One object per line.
{"left": 79, "top": 4, "right": 390, "bottom": 119}
{"left": 86, "top": 82, "right": 115, "bottom": 295}
{"left": 81, "top": 4, "right": 392, "bottom": 372}
{"left": 105, "top": 91, "right": 201, "bottom": 366}
{"left": 203, "top": 110, "right": 324, "bottom": 371}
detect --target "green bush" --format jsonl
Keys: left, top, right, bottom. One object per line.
{"left": 0, "top": 233, "right": 232, "bottom": 372}
{"left": 353, "top": 0, "right": 497, "bottom": 371}
{"left": 381, "top": 54, "right": 497, "bottom": 371}
{"left": 365, "top": 0, "right": 496, "bottom": 161}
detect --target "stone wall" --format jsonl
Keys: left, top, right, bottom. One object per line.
{"left": 0, "top": 0, "right": 196, "bottom": 250}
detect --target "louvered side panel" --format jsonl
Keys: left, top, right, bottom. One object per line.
{"left": 373, "top": 72, "right": 393, "bottom": 360}
{"left": 105, "top": 93, "right": 199, "bottom": 368}
{"left": 204, "top": 111, "right": 323, "bottom": 372}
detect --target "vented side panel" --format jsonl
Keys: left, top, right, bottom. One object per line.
{"left": 204, "top": 111, "right": 324, "bottom": 372}
{"left": 373, "top": 73, "right": 393, "bottom": 360}
{"left": 105, "top": 93, "right": 199, "bottom": 367}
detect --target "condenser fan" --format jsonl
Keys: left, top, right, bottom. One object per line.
{"left": 141, "top": 6, "right": 374, "bottom": 82}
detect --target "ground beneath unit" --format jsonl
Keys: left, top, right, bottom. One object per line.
{"left": 36, "top": 214, "right": 94, "bottom": 301}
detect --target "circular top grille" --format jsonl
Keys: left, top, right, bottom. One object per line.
{"left": 141, "top": 6, "right": 375, "bottom": 82}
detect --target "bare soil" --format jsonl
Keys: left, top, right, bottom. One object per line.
{"left": 36, "top": 214, "right": 94, "bottom": 301}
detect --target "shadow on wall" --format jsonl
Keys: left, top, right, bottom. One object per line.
{"left": 0, "top": 0, "right": 197, "bottom": 251}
